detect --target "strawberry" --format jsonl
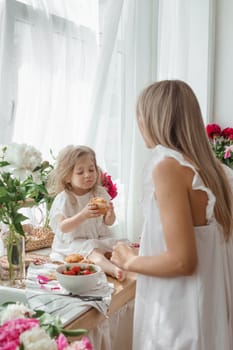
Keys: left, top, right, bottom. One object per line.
{"left": 70, "top": 266, "right": 81, "bottom": 274}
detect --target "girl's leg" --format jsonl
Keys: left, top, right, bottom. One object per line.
{"left": 88, "top": 248, "right": 127, "bottom": 282}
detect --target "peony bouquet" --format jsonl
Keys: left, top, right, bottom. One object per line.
{"left": 101, "top": 172, "right": 118, "bottom": 200}
{"left": 206, "top": 123, "right": 233, "bottom": 169}
{"left": 0, "top": 302, "right": 93, "bottom": 350}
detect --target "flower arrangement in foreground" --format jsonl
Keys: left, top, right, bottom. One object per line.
{"left": 206, "top": 123, "right": 233, "bottom": 169}
{"left": 100, "top": 171, "right": 118, "bottom": 199}
{"left": 0, "top": 302, "right": 93, "bottom": 350}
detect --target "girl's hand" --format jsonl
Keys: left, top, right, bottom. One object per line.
{"left": 105, "top": 201, "right": 114, "bottom": 218}
{"left": 103, "top": 201, "right": 115, "bottom": 225}
{"left": 111, "top": 242, "right": 137, "bottom": 271}
{"left": 80, "top": 202, "right": 102, "bottom": 219}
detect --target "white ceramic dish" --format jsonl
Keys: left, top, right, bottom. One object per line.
{"left": 56, "top": 263, "right": 102, "bottom": 294}
{"left": 0, "top": 286, "right": 27, "bottom": 304}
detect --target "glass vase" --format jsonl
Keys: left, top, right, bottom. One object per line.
{"left": 3, "top": 226, "right": 25, "bottom": 287}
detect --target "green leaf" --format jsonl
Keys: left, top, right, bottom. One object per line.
{"left": 14, "top": 222, "right": 25, "bottom": 237}
{"left": 33, "top": 309, "right": 46, "bottom": 318}
{"left": 13, "top": 212, "right": 28, "bottom": 224}
{"left": 62, "top": 328, "right": 87, "bottom": 337}
{"left": 0, "top": 160, "right": 10, "bottom": 167}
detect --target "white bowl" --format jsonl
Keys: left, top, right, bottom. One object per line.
{"left": 56, "top": 263, "right": 102, "bottom": 294}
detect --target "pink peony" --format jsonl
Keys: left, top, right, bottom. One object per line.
{"left": 64, "top": 336, "right": 93, "bottom": 350}
{"left": 0, "top": 340, "right": 19, "bottom": 350}
{"left": 56, "top": 333, "right": 69, "bottom": 350}
{"left": 0, "top": 318, "right": 39, "bottom": 349}
{"left": 101, "top": 172, "right": 118, "bottom": 199}
{"left": 81, "top": 336, "right": 93, "bottom": 350}
{"left": 224, "top": 145, "right": 233, "bottom": 159}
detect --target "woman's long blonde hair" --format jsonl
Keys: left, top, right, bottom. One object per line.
{"left": 137, "top": 80, "right": 233, "bottom": 240}
{"left": 48, "top": 145, "right": 99, "bottom": 196}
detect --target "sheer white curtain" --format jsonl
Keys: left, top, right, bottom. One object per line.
{"left": 157, "top": 0, "right": 215, "bottom": 121}
{"left": 12, "top": 0, "right": 99, "bottom": 160}
{"left": 86, "top": 0, "right": 158, "bottom": 240}
{"left": 0, "top": 0, "right": 158, "bottom": 241}
{"left": 0, "top": 0, "right": 16, "bottom": 143}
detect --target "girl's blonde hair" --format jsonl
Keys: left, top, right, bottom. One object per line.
{"left": 137, "top": 79, "right": 233, "bottom": 240}
{"left": 48, "top": 145, "right": 99, "bottom": 196}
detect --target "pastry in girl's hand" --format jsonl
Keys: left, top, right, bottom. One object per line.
{"left": 90, "top": 197, "right": 108, "bottom": 215}
{"left": 65, "top": 253, "right": 84, "bottom": 263}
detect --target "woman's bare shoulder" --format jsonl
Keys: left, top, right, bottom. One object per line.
{"left": 153, "top": 157, "right": 186, "bottom": 177}
{"left": 152, "top": 156, "right": 195, "bottom": 193}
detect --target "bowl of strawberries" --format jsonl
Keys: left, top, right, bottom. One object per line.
{"left": 56, "top": 262, "right": 102, "bottom": 294}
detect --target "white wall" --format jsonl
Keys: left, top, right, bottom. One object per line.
{"left": 213, "top": 0, "right": 233, "bottom": 127}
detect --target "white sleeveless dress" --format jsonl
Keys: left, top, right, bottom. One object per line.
{"left": 133, "top": 145, "right": 233, "bottom": 350}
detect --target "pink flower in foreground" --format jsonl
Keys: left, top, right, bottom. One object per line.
{"left": 81, "top": 337, "right": 93, "bottom": 350}
{"left": 56, "top": 333, "right": 69, "bottom": 350}
{"left": 65, "top": 336, "right": 93, "bottom": 350}
{"left": 0, "top": 318, "right": 39, "bottom": 349}
{"left": 0, "top": 340, "right": 18, "bottom": 350}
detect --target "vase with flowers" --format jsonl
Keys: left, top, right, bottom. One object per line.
{"left": 206, "top": 123, "right": 233, "bottom": 169}
{"left": 0, "top": 143, "right": 54, "bottom": 285}
{"left": 0, "top": 168, "right": 30, "bottom": 286}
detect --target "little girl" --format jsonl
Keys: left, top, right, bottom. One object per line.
{"left": 49, "top": 145, "right": 127, "bottom": 281}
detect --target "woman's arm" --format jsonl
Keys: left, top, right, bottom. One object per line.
{"left": 111, "top": 158, "right": 198, "bottom": 277}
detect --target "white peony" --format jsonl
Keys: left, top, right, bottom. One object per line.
{"left": 2, "top": 143, "right": 43, "bottom": 180}
{"left": 20, "top": 326, "right": 57, "bottom": 350}
{"left": 0, "top": 302, "right": 34, "bottom": 324}
{"left": 4, "top": 143, "right": 42, "bottom": 170}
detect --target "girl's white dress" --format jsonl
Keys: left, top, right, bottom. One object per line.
{"left": 49, "top": 185, "right": 125, "bottom": 261}
{"left": 133, "top": 145, "right": 233, "bottom": 350}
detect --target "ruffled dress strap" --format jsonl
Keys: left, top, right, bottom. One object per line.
{"left": 150, "top": 145, "right": 216, "bottom": 224}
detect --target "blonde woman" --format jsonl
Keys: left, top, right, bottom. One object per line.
{"left": 111, "top": 80, "right": 233, "bottom": 349}
{"left": 49, "top": 145, "right": 127, "bottom": 281}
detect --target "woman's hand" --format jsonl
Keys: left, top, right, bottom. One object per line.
{"left": 111, "top": 242, "right": 137, "bottom": 271}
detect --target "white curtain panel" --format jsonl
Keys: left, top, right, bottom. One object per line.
{"left": 85, "top": 0, "right": 158, "bottom": 240}
{"left": 0, "top": 0, "right": 16, "bottom": 144}
{"left": 11, "top": 0, "right": 99, "bottom": 159}
{"left": 157, "top": 0, "right": 215, "bottom": 121}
